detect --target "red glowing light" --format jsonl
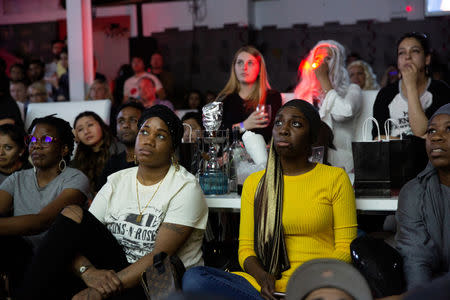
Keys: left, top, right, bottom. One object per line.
{"left": 312, "top": 62, "right": 318, "bottom": 69}
{"left": 405, "top": 5, "right": 413, "bottom": 12}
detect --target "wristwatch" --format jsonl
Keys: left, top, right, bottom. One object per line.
{"left": 79, "top": 265, "right": 91, "bottom": 276}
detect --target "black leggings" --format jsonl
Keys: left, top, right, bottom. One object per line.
{"left": 19, "top": 209, "right": 146, "bottom": 300}
{"left": 0, "top": 236, "right": 33, "bottom": 297}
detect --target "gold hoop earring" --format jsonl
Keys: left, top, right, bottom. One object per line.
{"left": 58, "top": 158, "right": 66, "bottom": 172}
{"left": 134, "top": 154, "right": 138, "bottom": 165}
{"left": 171, "top": 154, "right": 180, "bottom": 171}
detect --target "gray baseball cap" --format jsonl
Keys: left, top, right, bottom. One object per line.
{"left": 286, "top": 259, "right": 373, "bottom": 300}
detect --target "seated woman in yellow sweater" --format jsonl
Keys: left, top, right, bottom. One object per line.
{"left": 182, "top": 100, "right": 357, "bottom": 300}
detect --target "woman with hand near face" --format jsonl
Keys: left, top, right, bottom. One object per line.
{"left": 19, "top": 105, "right": 208, "bottom": 300}
{"left": 183, "top": 100, "right": 357, "bottom": 300}
{"left": 0, "top": 124, "right": 31, "bottom": 184}
{"left": 0, "top": 116, "right": 89, "bottom": 297}
{"left": 294, "top": 40, "right": 362, "bottom": 172}
{"left": 219, "top": 46, "right": 282, "bottom": 143}
{"left": 72, "top": 111, "right": 125, "bottom": 194}
{"left": 373, "top": 32, "right": 450, "bottom": 139}
{"left": 395, "top": 103, "right": 450, "bottom": 290}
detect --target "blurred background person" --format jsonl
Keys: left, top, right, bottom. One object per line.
{"left": 9, "top": 80, "right": 28, "bottom": 104}
{"left": 184, "top": 89, "right": 204, "bottom": 111}
{"left": 347, "top": 60, "right": 380, "bottom": 90}
{"left": 181, "top": 112, "right": 203, "bottom": 143}
{"left": 86, "top": 79, "right": 113, "bottom": 101}
{"left": 28, "top": 81, "right": 51, "bottom": 103}
{"left": 112, "top": 64, "right": 133, "bottom": 106}
{"left": 380, "top": 64, "right": 400, "bottom": 88}
{"left": 27, "top": 59, "right": 54, "bottom": 99}
{"left": 123, "top": 56, "right": 164, "bottom": 102}
{"left": 150, "top": 52, "right": 175, "bottom": 106}
{"left": 97, "top": 101, "right": 144, "bottom": 189}
{"left": 72, "top": 111, "right": 125, "bottom": 196}
{"left": 9, "top": 63, "right": 27, "bottom": 83}
{"left": 137, "top": 77, "right": 174, "bottom": 110}
{"left": 0, "top": 124, "right": 31, "bottom": 184}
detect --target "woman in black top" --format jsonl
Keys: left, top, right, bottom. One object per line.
{"left": 218, "top": 46, "right": 282, "bottom": 143}
{"left": 372, "top": 32, "right": 449, "bottom": 139}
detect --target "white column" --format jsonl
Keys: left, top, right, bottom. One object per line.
{"left": 66, "top": 0, "right": 94, "bottom": 101}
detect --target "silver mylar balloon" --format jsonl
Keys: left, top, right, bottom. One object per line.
{"left": 202, "top": 101, "right": 223, "bottom": 131}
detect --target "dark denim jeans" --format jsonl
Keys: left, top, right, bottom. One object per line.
{"left": 182, "top": 266, "right": 264, "bottom": 300}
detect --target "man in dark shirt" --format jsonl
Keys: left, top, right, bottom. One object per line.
{"left": 97, "top": 101, "right": 144, "bottom": 189}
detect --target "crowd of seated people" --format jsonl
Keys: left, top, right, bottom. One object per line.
{"left": 0, "top": 31, "right": 448, "bottom": 300}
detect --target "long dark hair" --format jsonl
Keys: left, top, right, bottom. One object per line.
{"left": 0, "top": 124, "right": 28, "bottom": 163}
{"left": 73, "top": 111, "right": 113, "bottom": 192}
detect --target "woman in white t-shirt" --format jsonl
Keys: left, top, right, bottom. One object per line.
{"left": 20, "top": 105, "right": 208, "bottom": 300}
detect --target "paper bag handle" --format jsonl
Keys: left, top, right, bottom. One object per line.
{"left": 363, "top": 117, "right": 381, "bottom": 141}
{"left": 384, "top": 118, "right": 402, "bottom": 141}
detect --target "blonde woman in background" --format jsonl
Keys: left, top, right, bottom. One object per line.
{"left": 219, "top": 46, "right": 282, "bottom": 143}
{"left": 86, "top": 79, "right": 113, "bottom": 101}
{"left": 347, "top": 60, "right": 380, "bottom": 90}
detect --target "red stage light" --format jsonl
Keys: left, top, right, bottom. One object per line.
{"left": 405, "top": 5, "right": 413, "bottom": 12}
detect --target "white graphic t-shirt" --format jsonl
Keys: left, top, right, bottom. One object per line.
{"left": 388, "top": 80, "right": 433, "bottom": 137}
{"left": 123, "top": 72, "right": 163, "bottom": 99}
{"left": 89, "top": 166, "right": 208, "bottom": 266}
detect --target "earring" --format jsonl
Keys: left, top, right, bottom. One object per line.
{"left": 134, "top": 154, "right": 138, "bottom": 165}
{"left": 58, "top": 158, "right": 66, "bottom": 172}
{"left": 171, "top": 154, "right": 180, "bottom": 171}
{"left": 425, "top": 65, "right": 430, "bottom": 77}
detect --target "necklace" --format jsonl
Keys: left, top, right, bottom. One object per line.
{"left": 135, "top": 174, "right": 163, "bottom": 223}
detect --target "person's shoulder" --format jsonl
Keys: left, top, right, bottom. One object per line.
{"left": 376, "top": 82, "right": 399, "bottom": 98}
{"left": 107, "top": 166, "right": 137, "bottom": 183}
{"left": 64, "top": 167, "right": 89, "bottom": 180}
{"left": 429, "top": 79, "right": 449, "bottom": 89}
{"left": 429, "top": 79, "right": 450, "bottom": 94}
{"left": 5, "top": 168, "right": 32, "bottom": 182}
{"left": 398, "top": 177, "right": 423, "bottom": 204}
{"left": 311, "top": 164, "right": 351, "bottom": 184}
{"left": 173, "top": 166, "right": 198, "bottom": 184}
{"left": 245, "top": 169, "right": 265, "bottom": 184}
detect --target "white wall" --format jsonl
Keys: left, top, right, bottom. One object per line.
{"left": 141, "top": 0, "right": 248, "bottom": 35}
{"left": 0, "top": 0, "right": 426, "bottom": 33}
{"left": 253, "top": 0, "right": 424, "bottom": 28}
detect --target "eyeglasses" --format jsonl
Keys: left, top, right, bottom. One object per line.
{"left": 25, "top": 135, "right": 59, "bottom": 147}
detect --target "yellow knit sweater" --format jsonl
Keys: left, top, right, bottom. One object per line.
{"left": 234, "top": 163, "right": 357, "bottom": 292}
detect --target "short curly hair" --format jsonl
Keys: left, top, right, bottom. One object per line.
{"left": 28, "top": 114, "right": 74, "bottom": 162}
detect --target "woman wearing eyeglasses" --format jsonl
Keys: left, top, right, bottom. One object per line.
{"left": 0, "top": 115, "right": 90, "bottom": 297}
{"left": 372, "top": 32, "right": 450, "bottom": 139}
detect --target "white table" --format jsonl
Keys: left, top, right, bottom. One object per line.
{"left": 205, "top": 193, "right": 398, "bottom": 213}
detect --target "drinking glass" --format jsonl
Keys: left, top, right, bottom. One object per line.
{"left": 256, "top": 104, "right": 272, "bottom": 125}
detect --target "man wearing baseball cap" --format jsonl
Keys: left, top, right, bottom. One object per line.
{"left": 286, "top": 258, "right": 372, "bottom": 300}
